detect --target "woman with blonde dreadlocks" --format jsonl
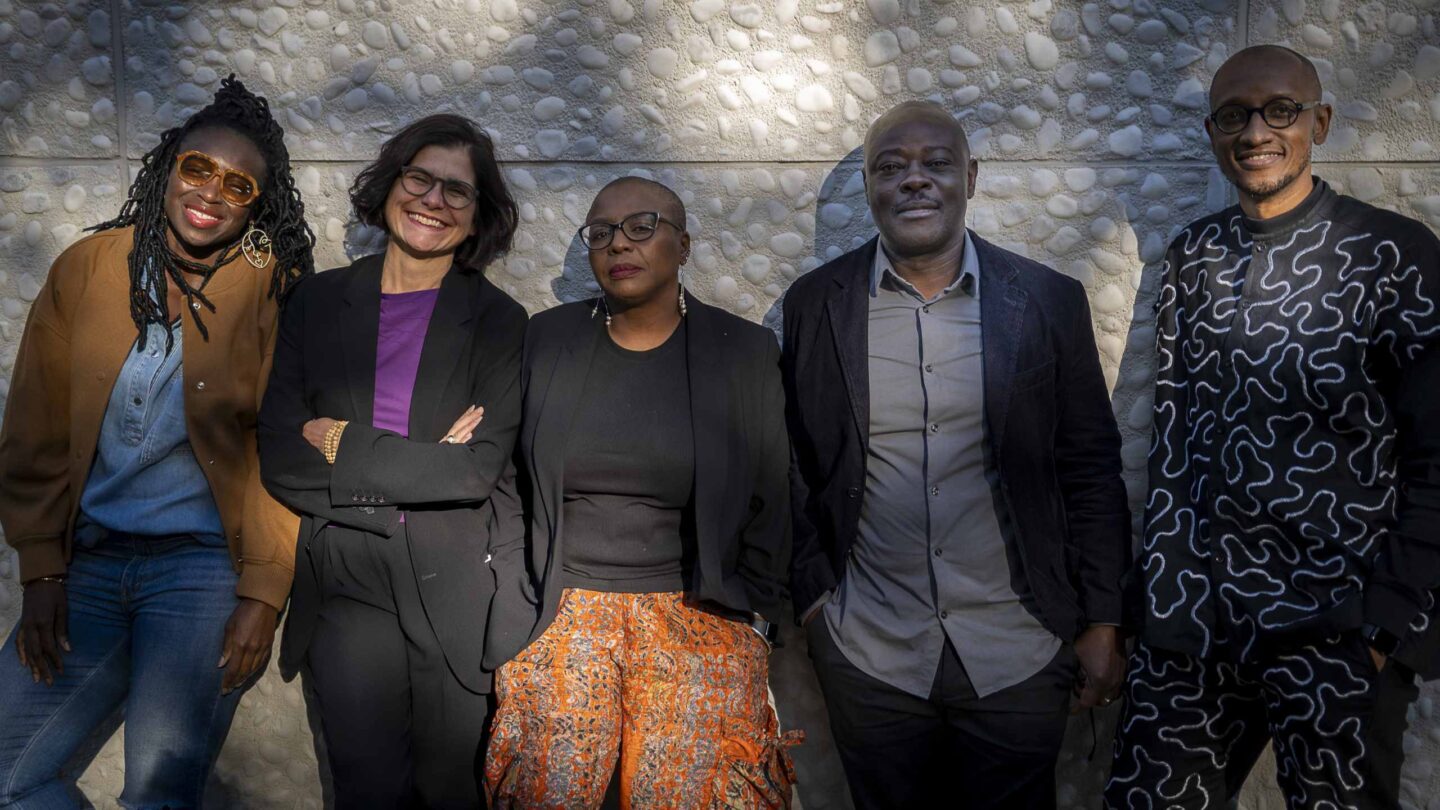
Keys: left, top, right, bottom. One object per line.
{"left": 0, "top": 76, "right": 313, "bottom": 808}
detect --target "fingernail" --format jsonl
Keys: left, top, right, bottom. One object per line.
{"left": 61, "top": 640, "right": 71, "bottom": 652}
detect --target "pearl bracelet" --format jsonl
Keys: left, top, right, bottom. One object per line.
{"left": 322, "top": 420, "right": 349, "bottom": 465}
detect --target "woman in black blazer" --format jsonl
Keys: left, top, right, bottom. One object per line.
{"left": 481, "top": 177, "right": 799, "bottom": 809}
{"left": 257, "top": 114, "right": 526, "bottom": 809}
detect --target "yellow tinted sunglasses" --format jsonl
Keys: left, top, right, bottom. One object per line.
{"left": 174, "top": 150, "right": 261, "bottom": 207}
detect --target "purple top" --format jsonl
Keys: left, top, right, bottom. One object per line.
{"left": 374, "top": 291, "right": 439, "bottom": 520}
{"left": 373, "top": 288, "right": 440, "bottom": 436}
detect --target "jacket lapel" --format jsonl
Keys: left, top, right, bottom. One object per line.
{"left": 685, "top": 294, "right": 730, "bottom": 603}
{"left": 976, "top": 234, "right": 1028, "bottom": 447}
{"left": 529, "top": 305, "right": 600, "bottom": 553}
{"left": 408, "top": 269, "right": 475, "bottom": 441}
{"left": 340, "top": 254, "right": 383, "bottom": 425}
{"left": 824, "top": 238, "right": 875, "bottom": 449}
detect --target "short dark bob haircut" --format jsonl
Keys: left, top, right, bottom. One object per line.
{"left": 349, "top": 113, "right": 517, "bottom": 273}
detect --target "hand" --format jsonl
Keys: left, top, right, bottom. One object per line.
{"left": 302, "top": 417, "right": 339, "bottom": 452}
{"left": 16, "top": 580, "right": 69, "bottom": 686}
{"left": 440, "top": 405, "right": 484, "bottom": 445}
{"left": 1369, "top": 646, "right": 1388, "bottom": 674}
{"left": 218, "top": 598, "right": 279, "bottom": 694}
{"left": 1072, "top": 624, "right": 1125, "bottom": 714}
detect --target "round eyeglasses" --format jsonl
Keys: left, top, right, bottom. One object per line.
{"left": 1208, "top": 98, "right": 1322, "bottom": 135}
{"left": 578, "top": 211, "right": 684, "bottom": 250}
{"left": 399, "top": 166, "right": 478, "bottom": 209}
{"left": 174, "top": 150, "right": 261, "bottom": 207}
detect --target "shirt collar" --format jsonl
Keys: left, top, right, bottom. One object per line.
{"left": 869, "top": 229, "right": 980, "bottom": 302}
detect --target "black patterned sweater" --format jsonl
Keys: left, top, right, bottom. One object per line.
{"left": 1138, "top": 179, "right": 1440, "bottom": 672}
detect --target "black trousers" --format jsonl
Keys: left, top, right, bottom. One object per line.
{"left": 1105, "top": 636, "right": 1418, "bottom": 809}
{"left": 302, "top": 524, "right": 491, "bottom": 809}
{"left": 807, "top": 617, "right": 1076, "bottom": 810}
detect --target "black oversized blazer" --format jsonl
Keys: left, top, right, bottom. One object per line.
{"left": 258, "top": 253, "right": 527, "bottom": 693}
{"left": 481, "top": 293, "right": 790, "bottom": 669}
{"left": 783, "top": 234, "right": 1131, "bottom": 640}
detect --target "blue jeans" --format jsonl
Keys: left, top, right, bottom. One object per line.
{"left": 0, "top": 536, "right": 244, "bottom": 809}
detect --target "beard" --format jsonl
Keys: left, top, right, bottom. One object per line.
{"left": 1231, "top": 142, "right": 1312, "bottom": 202}
{"left": 1237, "top": 166, "right": 1304, "bottom": 200}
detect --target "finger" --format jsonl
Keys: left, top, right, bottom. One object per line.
{"left": 56, "top": 598, "right": 70, "bottom": 652}
{"left": 1076, "top": 681, "right": 1104, "bottom": 712}
{"left": 16, "top": 626, "right": 28, "bottom": 668}
{"left": 218, "top": 617, "right": 236, "bottom": 669}
{"left": 35, "top": 629, "right": 60, "bottom": 686}
{"left": 222, "top": 655, "right": 244, "bottom": 693}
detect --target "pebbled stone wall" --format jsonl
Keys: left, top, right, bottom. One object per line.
{"left": 1, "top": 1, "right": 1440, "bottom": 807}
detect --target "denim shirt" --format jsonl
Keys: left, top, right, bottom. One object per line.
{"left": 75, "top": 320, "right": 225, "bottom": 546}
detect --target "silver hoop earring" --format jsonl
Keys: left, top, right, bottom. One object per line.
{"left": 241, "top": 225, "right": 272, "bottom": 268}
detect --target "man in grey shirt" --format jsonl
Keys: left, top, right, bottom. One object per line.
{"left": 782, "top": 101, "right": 1131, "bottom": 808}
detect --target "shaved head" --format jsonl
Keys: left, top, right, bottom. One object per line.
{"left": 864, "top": 100, "right": 970, "bottom": 163}
{"left": 590, "top": 176, "right": 686, "bottom": 225}
{"left": 1210, "top": 44, "right": 1322, "bottom": 109}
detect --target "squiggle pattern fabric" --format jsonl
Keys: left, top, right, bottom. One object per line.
{"left": 1139, "top": 182, "right": 1440, "bottom": 662}
{"left": 1105, "top": 639, "right": 1410, "bottom": 809}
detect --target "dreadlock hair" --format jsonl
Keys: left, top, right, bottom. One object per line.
{"left": 89, "top": 75, "right": 315, "bottom": 351}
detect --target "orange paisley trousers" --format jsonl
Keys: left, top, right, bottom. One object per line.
{"left": 484, "top": 589, "right": 802, "bottom": 809}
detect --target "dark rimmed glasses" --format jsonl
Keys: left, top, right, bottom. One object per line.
{"left": 1208, "top": 98, "right": 1322, "bottom": 135}
{"left": 399, "top": 166, "right": 479, "bottom": 209}
{"left": 578, "top": 211, "right": 684, "bottom": 250}
{"left": 174, "top": 150, "right": 261, "bottom": 207}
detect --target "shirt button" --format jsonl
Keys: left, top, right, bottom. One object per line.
{"left": 922, "top": 305, "right": 931, "bottom": 314}
{"left": 132, "top": 396, "right": 142, "bottom": 406}
{"left": 846, "top": 486, "right": 859, "bottom": 499}
{"left": 940, "top": 610, "right": 949, "bottom": 619}
{"left": 195, "top": 381, "right": 205, "bottom": 390}
{"left": 924, "top": 364, "right": 934, "bottom": 373}
{"left": 933, "top": 548, "right": 943, "bottom": 557}
{"left": 930, "top": 486, "right": 940, "bottom": 497}
{"left": 929, "top": 423, "right": 939, "bottom": 433}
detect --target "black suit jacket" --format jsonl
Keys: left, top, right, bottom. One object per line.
{"left": 258, "top": 254, "right": 527, "bottom": 693}
{"left": 481, "top": 294, "right": 790, "bottom": 669}
{"left": 783, "top": 234, "right": 1130, "bottom": 640}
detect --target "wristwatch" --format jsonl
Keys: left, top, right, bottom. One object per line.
{"left": 750, "top": 614, "right": 779, "bottom": 648}
{"left": 1361, "top": 623, "right": 1401, "bottom": 658}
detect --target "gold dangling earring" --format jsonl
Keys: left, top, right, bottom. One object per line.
{"left": 241, "top": 224, "right": 272, "bottom": 268}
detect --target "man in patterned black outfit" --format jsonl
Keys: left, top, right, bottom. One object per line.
{"left": 1106, "top": 44, "right": 1440, "bottom": 809}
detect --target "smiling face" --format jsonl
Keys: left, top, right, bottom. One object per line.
{"left": 1206, "top": 47, "right": 1331, "bottom": 217}
{"left": 585, "top": 179, "right": 690, "bottom": 310}
{"left": 163, "top": 127, "right": 266, "bottom": 263}
{"left": 381, "top": 143, "right": 477, "bottom": 260}
{"left": 863, "top": 107, "right": 977, "bottom": 261}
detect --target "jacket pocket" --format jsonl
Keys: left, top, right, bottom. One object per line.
{"left": 1012, "top": 357, "right": 1057, "bottom": 392}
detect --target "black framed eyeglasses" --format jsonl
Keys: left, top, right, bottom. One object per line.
{"left": 1208, "top": 98, "right": 1322, "bottom": 135}
{"left": 578, "top": 211, "right": 684, "bottom": 250}
{"left": 399, "top": 166, "right": 478, "bottom": 209}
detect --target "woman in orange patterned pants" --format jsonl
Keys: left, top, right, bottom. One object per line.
{"left": 480, "top": 177, "right": 799, "bottom": 808}
{"left": 486, "top": 591, "right": 798, "bottom": 807}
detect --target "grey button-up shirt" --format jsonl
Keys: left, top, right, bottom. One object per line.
{"left": 822, "top": 230, "right": 1061, "bottom": 698}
